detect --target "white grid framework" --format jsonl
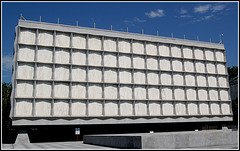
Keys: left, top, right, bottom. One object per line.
{"left": 10, "top": 20, "right": 233, "bottom": 125}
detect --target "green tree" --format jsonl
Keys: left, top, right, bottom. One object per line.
{"left": 2, "top": 82, "right": 12, "bottom": 129}
{"left": 232, "top": 97, "right": 238, "bottom": 125}
{"left": 227, "top": 66, "right": 238, "bottom": 80}
{"left": 227, "top": 66, "right": 238, "bottom": 126}
{"left": 2, "top": 82, "right": 17, "bottom": 143}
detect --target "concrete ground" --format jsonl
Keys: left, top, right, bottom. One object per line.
{"left": 180, "top": 144, "right": 238, "bottom": 150}
{"left": 2, "top": 141, "right": 238, "bottom": 150}
{"left": 2, "top": 141, "right": 115, "bottom": 150}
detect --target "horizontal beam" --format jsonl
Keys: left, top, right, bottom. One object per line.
{"left": 18, "top": 20, "right": 225, "bottom": 50}
{"left": 12, "top": 114, "right": 232, "bottom": 126}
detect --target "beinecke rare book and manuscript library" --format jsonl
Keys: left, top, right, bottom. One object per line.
{"left": 10, "top": 20, "right": 233, "bottom": 126}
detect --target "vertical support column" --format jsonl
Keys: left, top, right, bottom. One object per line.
{"left": 117, "top": 81, "right": 121, "bottom": 115}
{"left": 69, "top": 32, "right": 73, "bottom": 116}
{"left": 13, "top": 98, "right": 17, "bottom": 117}
{"left": 146, "top": 85, "right": 150, "bottom": 115}
{"left": 101, "top": 36, "right": 105, "bottom": 67}
{"left": 203, "top": 48, "right": 212, "bottom": 115}
{"left": 172, "top": 73, "right": 176, "bottom": 115}
{"left": 86, "top": 86, "right": 89, "bottom": 116}
{"left": 193, "top": 46, "right": 198, "bottom": 86}
{"left": 214, "top": 49, "right": 220, "bottom": 90}
{"left": 144, "top": 41, "right": 148, "bottom": 80}
{"left": 102, "top": 83, "right": 105, "bottom": 116}
{"left": 131, "top": 39, "right": 134, "bottom": 83}
{"left": 205, "top": 66, "right": 210, "bottom": 102}
{"left": 116, "top": 38, "right": 120, "bottom": 84}
{"left": 192, "top": 46, "right": 200, "bottom": 115}
{"left": 102, "top": 99, "right": 105, "bottom": 116}
{"left": 160, "top": 100, "right": 163, "bottom": 115}
{"left": 171, "top": 43, "right": 176, "bottom": 116}
{"left": 196, "top": 86, "right": 201, "bottom": 114}
{"left": 183, "top": 73, "right": 188, "bottom": 115}
{"left": 12, "top": 26, "right": 21, "bottom": 117}
{"left": 218, "top": 88, "right": 223, "bottom": 115}
{"left": 168, "top": 44, "right": 174, "bottom": 115}
{"left": 86, "top": 34, "right": 89, "bottom": 116}
{"left": 51, "top": 98, "right": 54, "bottom": 116}
{"left": 172, "top": 85, "right": 176, "bottom": 115}
{"left": 214, "top": 49, "right": 222, "bottom": 114}
{"left": 116, "top": 38, "right": 121, "bottom": 116}
{"left": 13, "top": 26, "right": 21, "bottom": 117}
{"left": 101, "top": 36, "right": 105, "bottom": 116}
{"left": 181, "top": 45, "right": 188, "bottom": 115}
{"left": 51, "top": 30, "right": 56, "bottom": 116}
{"left": 172, "top": 45, "right": 177, "bottom": 115}
{"left": 206, "top": 79, "right": 212, "bottom": 115}
{"left": 132, "top": 84, "right": 136, "bottom": 116}
{"left": 157, "top": 42, "right": 161, "bottom": 73}
{"left": 144, "top": 41, "right": 149, "bottom": 115}
{"left": 118, "top": 99, "right": 121, "bottom": 116}
{"left": 169, "top": 44, "right": 175, "bottom": 100}
{"left": 157, "top": 42, "right": 162, "bottom": 114}
{"left": 51, "top": 70, "right": 55, "bottom": 116}
{"left": 158, "top": 68, "right": 162, "bottom": 103}
{"left": 32, "top": 28, "right": 38, "bottom": 116}
{"left": 173, "top": 101, "right": 176, "bottom": 115}
{"left": 15, "top": 26, "right": 20, "bottom": 80}
{"left": 130, "top": 39, "right": 135, "bottom": 115}
{"left": 118, "top": 84, "right": 121, "bottom": 116}
{"left": 69, "top": 82, "right": 72, "bottom": 116}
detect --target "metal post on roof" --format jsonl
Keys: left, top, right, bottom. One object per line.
{"left": 76, "top": 20, "right": 78, "bottom": 26}
{"left": 157, "top": 31, "right": 158, "bottom": 36}
{"left": 58, "top": 18, "right": 59, "bottom": 24}
{"left": 197, "top": 36, "right": 199, "bottom": 41}
{"left": 40, "top": 16, "right": 41, "bottom": 22}
{"left": 210, "top": 38, "right": 211, "bottom": 43}
{"left": 111, "top": 25, "right": 112, "bottom": 31}
{"left": 184, "top": 34, "right": 185, "bottom": 39}
{"left": 94, "top": 23, "right": 96, "bottom": 29}
{"left": 142, "top": 29, "right": 144, "bottom": 34}
{"left": 219, "top": 34, "right": 223, "bottom": 44}
{"left": 171, "top": 33, "right": 173, "bottom": 38}
{"left": 20, "top": 13, "right": 26, "bottom": 21}
{"left": 127, "top": 27, "right": 128, "bottom": 33}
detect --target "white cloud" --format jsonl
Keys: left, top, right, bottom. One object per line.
{"left": 145, "top": 9, "right": 165, "bottom": 18}
{"left": 194, "top": 4, "right": 212, "bottom": 13}
{"left": 180, "top": 4, "right": 227, "bottom": 25}
{"left": 190, "top": 14, "right": 214, "bottom": 24}
{"left": 179, "top": 15, "right": 192, "bottom": 18}
{"left": 133, "top": 17, "right": 146, "bottom": 23}
{"left": 124, "top": 20, "right": 135, "bottom": 26}
{"left": 194, "top": 4, "right": 226, "bottom": 14}
{"left": 124, "top": 17, "right": 146, "bottom": 26}
{"left": 211, "top": 4, "right": 225, "bottom": 12}
{"left": 2, "top": 55, "right": 13, "bottom": 72}
{"left": 204, "top": 14, "right": 214, "bottom": 20}
{"left": 180, "top": 8, "right": 187, "bottom": 14}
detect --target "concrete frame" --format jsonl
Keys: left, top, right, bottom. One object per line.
{"left": 10, "top": 20, "right": 232, "bottom": 126}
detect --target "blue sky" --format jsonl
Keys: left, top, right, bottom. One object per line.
{"left": 1, "top": 1, "right": 239, "bottom": 83}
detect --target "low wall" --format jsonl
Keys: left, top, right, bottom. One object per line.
{"left": 83, "top": 130, "right": 238, "bottom": 149}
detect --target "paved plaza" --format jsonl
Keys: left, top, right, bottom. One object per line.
{"left": 2, "top": 141, "right": 115, "bottom": 150}
{"left": 2, "top": 141, "right": 238, "bottom": 150}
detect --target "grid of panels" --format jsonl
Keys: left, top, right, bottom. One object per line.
{"left": 12, "top": 26, "right": 232, "bottom": 118}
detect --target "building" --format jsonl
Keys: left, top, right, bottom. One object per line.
{"left": 10, "top": 20, "right": 232, "bottom": 129}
